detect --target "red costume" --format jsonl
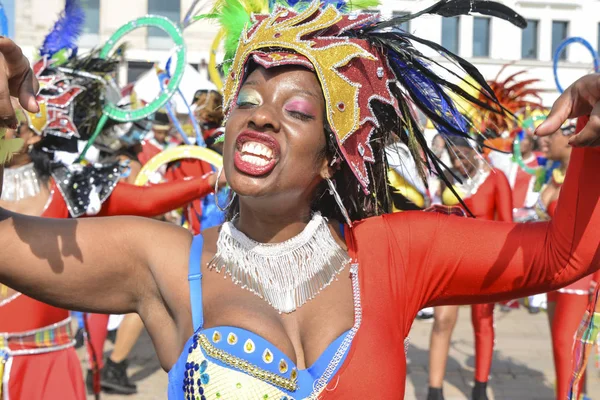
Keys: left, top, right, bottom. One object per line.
{"left": 451, "top": 169, "right": 513, "bottom": 383}
{"left": 316, "top": 144, "right": 599, "bottom": 398}
{"left": 0, "top": 173, "right": 215, "bottom": 400}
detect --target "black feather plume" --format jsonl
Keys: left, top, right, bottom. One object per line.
{"left": 366, "top": 0, "right": 526, "bottom": 32}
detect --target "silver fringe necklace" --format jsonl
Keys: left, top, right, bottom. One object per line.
{"left": 208, "top": 212, "right": 350, "bottom": 314}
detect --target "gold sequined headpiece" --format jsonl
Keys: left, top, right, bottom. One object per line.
{"left": 207, "top": 0, "right": 527, "bottom": 194}
{"left": 223, "top": 2, "right": 399, "bottom": 191}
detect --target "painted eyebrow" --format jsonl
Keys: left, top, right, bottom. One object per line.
{"left": 242, "top": 80, "right": 321, "bottom": 101}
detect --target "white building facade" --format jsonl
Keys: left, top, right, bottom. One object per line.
{"left": 6, "top": 0, "right": 600, "bottom": 106}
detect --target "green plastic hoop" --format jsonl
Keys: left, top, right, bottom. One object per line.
{"left": 99, "top": 15, "right": 186, "bottom": 122}
{"left": 78, "top": 16, "right": 186, "bottom": 162}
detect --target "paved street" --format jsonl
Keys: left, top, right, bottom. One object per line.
{"left": 81, "top": 307, "right": 600, "bottom": 399}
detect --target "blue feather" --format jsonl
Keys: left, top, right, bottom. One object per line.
{"left": 388, "top": 52, "right": 469, "bottom": 136}
{"left": 39, "top": 0, "right": 85, "bottom": 58}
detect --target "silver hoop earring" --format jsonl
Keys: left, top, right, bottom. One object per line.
{"left": 326, "top": 178, "right": 352, "bottom": 227}
{"left": 215, "top": 168, "right": 236, "bottom": 212}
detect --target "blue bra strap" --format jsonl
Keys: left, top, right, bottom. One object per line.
{"left": 339, "top": 223, "right": 346, "bottom": 240}
{"left": 188, "top": 234, "right": 205, "bottom": 332}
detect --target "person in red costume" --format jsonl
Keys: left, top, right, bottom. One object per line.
{"left": 428, "top": 137, "right": 513, "bottom": 400}
{"left": 536, "top": 119, "right": 600, "bottom": 400}
{"left": 1, "top": 10, "right": 600, "bottom": 396}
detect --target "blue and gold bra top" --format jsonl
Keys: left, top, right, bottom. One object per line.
{"left": 168, "top": 228, "right": 362, "bottom": 399}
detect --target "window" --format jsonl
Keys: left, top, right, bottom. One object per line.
{"left": 441, "top": 17, "right": 460, "bottom": 54}
{"left": 392, "top": 11, "right": 410, "bottom": 33}
{"left": 552, "top": 21, "right": 569, "bottom": 61}
{"left": 127, "top": 61, "right": 154, "bottom": 83}
{"left": 1, "top": 0, "right": 15, "bottom": 38}
{"left": 81, "top": 0, "right": 100, "bottom": 35}
{"left": 148, "top": 0, "right": 181, "bottom": 49}
{"left": 521, "top": 19, "right": 539, "bottom": 59}
{"left": 473, "top": 17, "right": 490, "bottom": 57}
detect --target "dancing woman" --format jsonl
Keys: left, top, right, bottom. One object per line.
{"left": 428, "top": 137, "right": 513, "bottom": 400}
{"left": 0, "top": 1, "right": 600, "bottom": 399}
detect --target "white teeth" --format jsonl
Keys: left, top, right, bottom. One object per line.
{"left": 241, "top": 153, "right": 269, "bottom": 167}
{"left": 240, "top": 141, "right": 274, "bottom": 160}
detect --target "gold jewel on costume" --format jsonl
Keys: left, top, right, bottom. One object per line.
{"left": 196, "top": 334, "right": 298, "bottom": 391}
{"left": 208, "top": 212, "right": 350, "bottom": 313}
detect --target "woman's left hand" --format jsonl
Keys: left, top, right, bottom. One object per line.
{"left": 536, "top": 73, "right": 600, "bottom": 147}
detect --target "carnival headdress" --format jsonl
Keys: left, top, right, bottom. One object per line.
{"left": 202, "top": 0, "right": 526, "bottom": 194}
{"left": 26, "top": 0, "right": 184, "bottom": 160}
{"left": 0, "top": 0, "right": 86, "bottom": 163}
{"left": 477, "top": 65, "right": 545, "bottom": 134}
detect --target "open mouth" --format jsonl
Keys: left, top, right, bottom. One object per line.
{"left": 239, "top": 141, "right": 275, "bottom": 166}
{"left": 234, "top": 131, "right": 280, "bottom": 176}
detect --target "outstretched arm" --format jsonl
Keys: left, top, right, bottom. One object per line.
{"left": 385, "top": 144, "right": 599, "bottom": 310}
{"left": 0, "top": 209, "right": 191, "bottom": 315}
{"left": 0, "top": 38, "right": 192, "bottom": 319}
{"left": 98, "top": 173, "right": 216, "bottom": 217}
{"left": 381, "top": 74, "right": 600, "bottom": 313}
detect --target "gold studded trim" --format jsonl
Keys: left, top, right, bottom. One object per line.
{"left": 197, "top": 334, "right": 298, "bottom": 392}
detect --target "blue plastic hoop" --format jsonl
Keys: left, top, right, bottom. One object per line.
{"left": 157, "top": 62, "right": 205, "bottom": 147}
{"left": 553, "top": 37, "right": 600, "bottom": 93}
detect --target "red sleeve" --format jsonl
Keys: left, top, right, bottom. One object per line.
{"left": 96, "top": 174, "right": 214, "bottom": 218}
{"left": 378, "top": 144, "right": 600, "bottom": 309}
{"left": 494, "top": 169, "right": 513, "bottom": 222}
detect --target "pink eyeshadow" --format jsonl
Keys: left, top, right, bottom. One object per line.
{"left": 284, "top": 99, "right": 316, "bottom": 117}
